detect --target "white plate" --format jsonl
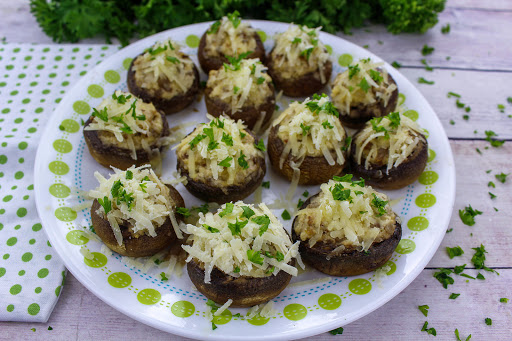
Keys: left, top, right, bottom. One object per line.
{"left": 34, "top": 21, "right": 455, "bottom": 340}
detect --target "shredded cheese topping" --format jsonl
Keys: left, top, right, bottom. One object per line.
{"left": 84, "top": 91, "right": 167, "bottom": 160}
{"left": 175, "top": 114, "right": 264, "bottom": 187}
{"left": 181, "top": 201, "right": 300, "bottom": 283}
{"left": 132, "top": 39, "right": 195, "bottom": 99}
{"left": 331, "top": 58, "right": 397, "bottom": 116}
{"left": 354, "top": 113, "right": 426, "bottom": 172}
{"left": 274, "top": 95, "right": 347, "bottom": 167}
{"left": 294, "top": 176, "right": 396, "bottom": 250}
{"left": 89, "top": 165, "right": 182, "bottom": 246}
{"left": 207, "top": 58, "right": 273, "bottom": 114}
{"left": 270, "top": 24, "right": 330, "bottom": 82}
{"left": 205, "top": 14, "right": 257, "bottom": 58}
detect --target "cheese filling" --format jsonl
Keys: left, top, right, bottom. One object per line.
{"left": 294, "top": 176, "right": 396, "bottom": 250}
{"left": 84, "top": 91, "right": 166, "bottom": 160}
{"left": 181, "top": 201, "right": 300, "bottom": 283}
{"left": 207, "top": 58, "right": 273, "bottom": 114}
{"left": 175, "top": 114, "right": 264, "bottom": 187}
{"left": 132, "top": 39, "right": 195, "bottom": 99}
{"left": 274, "top": 95, "right": 347, "bottom": 167}
{"left": 88, "top": 165, "right": 181, "bottom": 246}
{"left": 354, "top": 113, "right": 426, "bottom": 172}
{"left": 205, "top": 13, "right": 257, "bottom": 58}
{"left": 331, "top": 58, "right": 397, "bottom": 116}
{"left": 270, "top": 24, "right": 330, "bottom": 82}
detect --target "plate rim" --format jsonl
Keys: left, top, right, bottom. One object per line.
{"left": 34, "top": 19, "right": 456, "bottom": 340}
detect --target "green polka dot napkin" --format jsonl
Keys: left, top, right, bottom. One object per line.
{"left": 0, "top": 43, "right": 119, "bottom": 322}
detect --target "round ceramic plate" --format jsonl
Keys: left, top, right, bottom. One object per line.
{"left": 34, "top": 21, "right": 455, "bottom": 340}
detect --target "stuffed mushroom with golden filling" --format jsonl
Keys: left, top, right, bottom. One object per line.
{"left": 205, "top": 57, "right": 275, "bottom": 131}
{"left": 267, "top": 24, "right": 332, "bottom": 97}
{"left": 127, "top": 39, "right": 200, "bottom": 115}
{"left": 181, "top": 201, "right": 302, "bottom": 307}
{"left": 198, "top": 11, "right": 265, "bottom": 73}
{"left": 175, "top": 115, "right": 266, "bottom": 204}
{"left": 267, "top": 94, "right": 350, "bottom": 185}
{"left": 331, "top": 58, "right": 398, "bottom": 129}
{"left": 292, "top": 174, "right": 401, "bottom": 276}
{"left": 88, "top": 165, "right": 186, "bottom": 257}
{"left": 350, "top": 112, "right": 428, "bottom": 190}
{"left": 83, "top": 91, "right": 171, "bottom": 170}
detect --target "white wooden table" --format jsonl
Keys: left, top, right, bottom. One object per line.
{"left": 1, "top": 0, "right": 511, "bottom": 339}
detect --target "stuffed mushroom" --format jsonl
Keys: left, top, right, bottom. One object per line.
{"left": 267, "top": 94, "right": 350, "bottom": 185}
{"left": 205, "top": 57, "right": 275, "bottom": 131}
{"left": 292, "top": 174, "right": 401, "bottom": 276}
{"left": 175, "top": 115, "right": 266, "bottom": 204}
{"left": 181, "top": 201, "right": 301, "bottom": 307}
{"left": 127, "top": 39, "right": 200, "bottom": 115}
{"left": 267, "top": 24, "right": 332, "bottom": 97}
{"left": 83, "top": 91, "right": 171, "bottom": 170}
{"left": 198, "top": 11, "right": 265, "bottom": 73}
{"left": 350, "top": 112, "right": 428, "bottom": 189}
{"left": 331, "top": 58, "right": 398, "bottom": 129}
{"left": 89, "top": 165, "right": 186, "bottom": 257}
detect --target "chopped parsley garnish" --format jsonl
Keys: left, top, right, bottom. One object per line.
{"left": 255, "top": 139, "right": 266, "bottom": 151}
{"left": 433, "top": 268, "right": 454, "bottom": 289}
{"left": 297, "top": 198, "right": 304, "bottom": 208}
{"left": 292, "top": 37, "right": 301, "bottom": 44}
{"left": 48, "top": 326, "right": 53, "bottom": 330}
{"left": 147, "top": 45, "right": 167, "bottom": 55}
{"left": 160, "top": 272, "right": 168, "bottom": 281}
{"left": 275, "top": 251, "right": 285, "bottom": 262}
{"left": 421, "top": 44, "right": 435, "bottom": 56}
{"left": 233, "top": 266, "right": 240, "bottom": 273}
{"left": 485, "top": 318, "right": 492, "bottom": 326}
{"left": 463, "top": 114, "right": 469, "bottom": 120}
{"left": 476, "top": 148, "right": 482, "bottom": 155}
{"left": 300, "top": 123, "right": 311, "bottom": 136}
{"left": 371, "top": 193, "right": 388, "bottom": 216}
{"left": 212, "top": 322, "right": 218, "bottom": 330}
{"left": 418, "top": 77, "right": 434, "bottom": 85}
{"left": 446, "top": 246, "right": 464, "bottom": 259}
{"left": 241, "top": 206, "right": 255, "bottom": 219}
{"left": 261, "top": 181, "right": 270, "bottom": 189}
{"left": 489, "top": 192, "right": 496, "bottom": 199}
{"left": 110, "top": 180, "right": 134, "bottom": 210}
{"left": 176, "top": 207, "right": 191, "bottom": 218}
{"left": 300, "top": 47, "right": 314, "bottom": 60}
{"left": 265, "top": 266, "right": 275, "bottom": 274}
{"left": 421, "top": 58, "right": 433, "bottom": 71}
{"left": 92, "top": 107, "right": 108, "bottom": 122}
{"left": 387, "top": 111, "right": 401, "bottom": 128}
{"left": 98, "top": 196, "right": 112, "bottom": 214}
{"left": 369, "top": 69, "right": 383, "bottom": 83}
{"left": 224, "top": 51, "right": 253, "bottom": 71}
{"left": 207, "top": 21, "right": 221, "bottom": 34}
{"left": 450, "top": 120, "right": 455, "bottom": 125}
{"left": 219, "top": 203, "right": 234, "bottom": 217}
{"left": 447, "top": 92, "right": 461, "bottom": 98}
{"left": 247, "top": 249, "right": 264, "bottom": 265}
{"left": 455, "top": 328, "right": 471, "bottom": 341}
{"left": 139, "top": 182, "right": 147, "bottom": 193}
{"left": 441, "top": 24, "right": 450, "bottom": 34}
{"left": 495, "top": 172, "right": 508, "bottom": 183}
{"left": 203, "top": 224, "right": 220, "bottom": 233}
{"left": 359, "top": 78, "right": 370, "bottom": 92}
{"left": 233, "top": 86, "right": 240, "bottom": 94}
{"left": 189, "top": 134, "right": 206, "bottom": 149}
{"left": 329, "top": 327, "right": 344, "bottom": 335}
{"left": 485, "top": 130, "right": 505, "bottom": 147}
{"left": 192, "top": 203, "right": 209, "bottom": 214}
{"left": 500, "top": 298, "right": 509, "bottom": 303}
{"left": 498, "top": 104, "right": 505, "bottom": 113}
{"left": 228, "top": 219, "right": 248, "bottom": 236}
{"left": 418, "top": 305, "right": 429, "bottom": 317}
{"left": 342, "top": 136, "right": 352, "bottom": 151}
{"left": 227, "top": 10, "right": 241, "bottom": 28}
{"left": 303, "top": 190, "right": 309, "bottom": 197}
{"left": 239, "top": 131, "right": 246, "bottom": 139}
{"left": 476, "top": 273, "right": 485, "bottom": 280}
{"left": 370, "top": 117, "right": 389, "bottom": 138}
{"left": 221, "top": 132, "right": 233, "bottom": 146}
{"left": 125, "top": 170, "right": 133, "bottom": 180}
{"left": 330, "top": 183, "right": 352, "bottom": 202}
{"left": 391, "top": 61, "right": 402, "bottom": 69}
{"left": 252, "top": 215, "right": 271, "bottom": 236}
{"left": 211, "top": 118, "right": 224, "bottom": 128}
{"left": 238, "top": 152, "right": 249, "bottom": 169}
{"left": 348, "top": 64, "right": 360, "bottom": 79}
{"left": 112, "top": 92, "right": 132, "bottom": 104}
{"left": 449, "top": 293, "right": 460, "bottom": 299}
{"left": 257, "top": 77, "right": 265, "bottom": 84}
{"left": 218, "top": 157, "right": 232, "bottom": 168}
{"left": 454, "top": 264, "right": 466, "bottom": 274}
{"left": 421, "top": 321, "right": 436, "bottom": 336}
{"left": 458, "top": 205, "right": 482, "bottom": 226}
{"left": 281, "top": 209, "right": 291, "bottom": 220}
{"left": 166, "top": 56, "right": 180, "bottom": 64}
{"left": 471, "top": 244, "right": 495, "bottom": 273}
{"left": 322, "top": 120, "right": 334, "bottom": 129}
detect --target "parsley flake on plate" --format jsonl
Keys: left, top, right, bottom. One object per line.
{"left": 458, "top": 205, "right": 482, "bottom": 226}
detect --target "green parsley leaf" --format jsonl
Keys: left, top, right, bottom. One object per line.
{"left": 371, "top": 193, "right": 388, "bottom": 216}
{"left": 160, "top": 272, "right": 168, "bottom": 281}
{"left": 261, "top": 181, "right": 270, "bottom": 189}
{"left": 192, "top": 203, "right": 209, "bottom": 214}
{"left": 447, "top": 92, "right": 461, "bottom": 98}
{"left": 300, "top": 122, "right": 311, "bottom": 136}
{"left": 227, "top": 10, "right": 241, "bottom": 28}
{"left": 471, "top": 244, "right": 490, "bottom": 270}
{"left": 125, "top": 170, "right": 133, "bottom": 180}
{"left": 228, "top": 219, "right": 248, "bottom": 236}
{"left": 203, "top": 224, "right": 220, "bottom": 233}
{"left": 255, "top": 139, "right": 266, "bottom": 151}
{"left": 495, "top": 172, "right": 508, "bottom": 183}
{"left": 418, "top": 77, "right": 435, "bottom": 85}
{"left": 220, "top": 132, "right": 233, "bottom": 147}
{"left": 292, "top": 37, "right": 301, "bottom": 44}
{"left": 210, "top": 118, "right": 224, "bottom": 129}
{"left": 342, "top": 136, "right": 352, "bottom": 151}
{"left": 458, "top": 205, "right": 482, "bottom": 226}
{"left": 212, "top": 322, "right": 218, "bottom": 330}
{"left": 274, "top": 251, "right": 284, "bottom": 262}
{"left": 476, "top": 273, "right": 485, "bottom": 280}
{"left": 446, "top": 246, "right": 464, "bottom": 259}
{"left": 92, "top": 107, "right": 108, "bottom": 122}
{"left": 329, "top": 327, "right": 344, "bottom": 335}
{"left": 238, "top": 152, "right": 249, "bottom": 169}
{"left": 166, "top": 56, "right": 180, "bottom": 64}
{"left": 450, "top": 120, "right": 455, "bottom": 125}
{"left": 421, "top": 321, "right": 437, "bottom": 336}
{"left": 176, "top": 207, "right": 190, "bottom": 218}
{"left": 387, "top": 112, "right": 401, "bottom": 128}
{"left": 348, "top": 64, "right": 360, "bottom": 79}
{"left": 233, "top": 266, "right": 240, "bottom": 273}
{"left": 247, "top": 249, "right": 264, "bottom": 265}
{"left": 219, "top": 203, "right": 234, "bottom": 217}
{"left": 281, "top": 209, "right": 291, "bottom": 220}
{"left": 297, "top": 198, "right": 304, "bottom": 208}
{"left": 391, "top": 61, "right": 402, "bottom": 69}
{"left": 485, "top": 318, "right": 492, "bottom": 326}
{"left": 30, "top": 328, "right": 36, "bottom": 332}
{"left": 322, "top": 120, "right": 334, "bottom": 129}
{"left": 300, "top": 47, "right": 314, "bottom": 60}
{"left": 257, "top": 77, "right": 265, "bottom": 84}
{"left": 207, "top": 21, "right": 221, "bottom": 34}
{"left": 303, "top": 190, "right": 309, "bottom": 197}
{"left": 239, "top": 131, "right": 246, "bottom": 139}
{"left": 359, "top": 77, "right": 370, "bottom": 92}
{"left": 330, "top": 183, "right": 352, "bottom": 202}
{"left": 189, "top": 134, "right": 206, "bottom": 149}
{"left": 241, "top": 206, "right": 255, "bottom": 219}
{"left": 420, "top": 58, "right": 433, "bottom": 71}
{"left": 433, "top": 268, "right": 455, "bottom": 289}
{"left": 233, "top": 86, "right": 240, "bottom": 94}
{"left": 218, "top": 157, "right": 232, "bottom": 168}
{"left": 453, "top": 264, "right": 466, "bottom": 274}
{"left": 418, "top": 305, "right": 429, "bottom": 317}
{"left": 489, "top": 192, "right": 496, "bottom": 199}
{"left": 369, "top": 69, "right": 383, "bottom": 83}
{"left": 455, "top": 328, "right": 472, "bottom": 341}
{"left": 139, "top": 182, "right": 147, "bottom": 193}
{"left": 48, "top": 326, "right": 53, "bottom": 330}
{"left": 112, "top": 92, "right": 132, "bottom": 104}
{"left": 449, "top": 293, "right": 460, "bottom": 299}
{"left": 485, "top": 130, "right": 505, "bottom": 147}
{"left": 252, "top": 215, "right": 271, "bottom": 236}
{"left": 98, "top": 196, "right": 112, "bottom": 214}
{"left": 500, "top": 298, "right": 509, "bottom": 303}
{"left": 265, "top": 266, "right": 275, "bottom": 274}
{"left": 488, "top": 181, "right": 495, "bottom": 188}
{"left": 441, "top": 24, "right": 450, "bottom": 34}
{"left": 421, "top": 44, "right": 434, "bottom": 56}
